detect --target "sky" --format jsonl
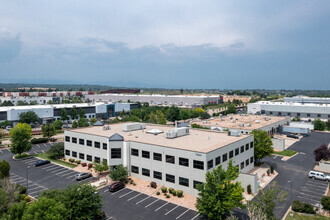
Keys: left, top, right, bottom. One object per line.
{"left": 0, "top": 0, "right": 330, "bottom": 89}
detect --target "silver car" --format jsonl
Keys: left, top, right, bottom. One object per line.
{"left": 75, "top": 172, "right": 92, "bottom": 181}
{"left": 309, "top": 171, "right": 330, "bottom": 181}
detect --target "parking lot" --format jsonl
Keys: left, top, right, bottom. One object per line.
{"left": 297, "top": 177, "right": 329, "bottom": 206}
{"left": 100, "top": 187, "right": 203, "bottom": 220}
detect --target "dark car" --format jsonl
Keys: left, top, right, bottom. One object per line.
{"left": 108, "top": 182, "right": 125, "bottom": 192}
{"left": 35, "top": 160, "right": 51, "bottom": 167}
{"left": 287, "top": 134, "right": 299, "bottom": 139}
{"left": 75, "top": 172, "right": 92, "bottom": 181}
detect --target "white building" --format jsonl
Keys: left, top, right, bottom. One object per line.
{"left": 284, "top": 96, "right": 330, "bottom": 104}
{"left": 248, "top": 101, "right": 330, "bottom": 120}
{"left": 0, "top": 97, "right": 61, "bottom": 105}
{"left": 64, "top": 123, "right": 256, "bottom": 196}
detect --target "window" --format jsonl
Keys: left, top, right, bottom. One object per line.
{"left": 250, "top": 142, "right": 254, "bottom": 148}
{"left": 166, "top": 174, "right": 175, "bottom": 183}
{"left": 179, "top": 157, "right": 189, "bottom": 167}
{"left": 241, "top": 145, "right": 244, "bottom": 153}
{"left": 240, "top": 162, "right": 245, "bottom": 170}
{"left": 278, "top": 112, "right": 282, "bottom": 115}
{"left": 269, "top": 112, "right": 273, "bottom": 115}
{"left": 229, "top": 150, "right": 234, "bottom": 159}
{"left": 246, "top": 159, "right": 249, "bottom": 166}
{"left": 166, "top": 155, "right": 175, "bottom": 164}
{"left": 131, "top": 148, "right": 139, "bottom": 157}
{"left": 87, "top": 155, "right": 92, "bottom": 161}
{"left": 72, "top": 151, "right": 77, "bottom": 158}
{"left": 103, "top": 143, "right": 107, "bottom": 150}
{"left": 307, "top": 113, "right": 311, "bottom": 117}
{"left": 95, "top": 157, "right": 100, "bottom": 163}
{"left": 95, "top": 141, "right": 100, "bottom": 148}
{"left": 87, "top": 140, "right": 92, "bottom": 146}
{"left": 193, "top": 160, "right": 204, "bottom": 170}
{"left": 65, "top": 136, "right": 70, "bottom": 142}
{"left": 79, "top": 139, "right": 84, "bottom": 145}
{"left": 65, "top": 150, "right": 70, "bottom": 156}
{"left": 111, "top": 148, "right": 121, "bottom": 159}
{"left": 142, "top": 168, "right": 150, "bottom": 177}
{"left": 193, "top": 180, "right": 203, "bottom": 189}
{"left": 153, "top": 153, "right": 162, "bottom": 161}
{"left": 297, "top": 113, "right": 301, "bottom": 116}
{"left": 207, "top": 160, "right": 213, "bottom": 169}
{"left": 287, "top": 113, "right": 291, "bottom": 116}
{"left": 153, "top": 171, "right": 162, "bottom": 180}
{"left": 245, "top": 144, "right": 249, "bottom": 151}
{"left": 215, "top": 156, "right": 221, "bottom": 165}
{"left": 79, "top": 153, "right": 84, "bottom": 160}
{"left": 250, "top": 156, "right": 254, "bottom": 164}
{"left": 222, "top": 153, "right": 228, "bottom": 162}
{"left": 235, "top": 148, "right": 239, "bottom": 156}
{"left": 72, "top": 137, "right": 77, "bottom": 143}
{"left": 142, "top": 150, "right": 150, "bottom": 159}
{"left": 179, "top": 177, "right": 189, "bottom": 187}
{"left": 131, "top": 166, "right": 139, "bottom": 174}
{"left": 317, "top": 114, "right": 321, "bottom": 117}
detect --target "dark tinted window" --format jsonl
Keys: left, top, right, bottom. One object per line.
{"left": 142, "top": 168, "right": 150, "bottom": 177}
{"left": 79, "top": 139, "right": 84, "bottom": 145}
{"left": 235, "top": 148, "right": 239, "bottom": 156}
{"left": 193, "top": 180, "right": 203, "bottom": 189}
{"left": 103, "top": 143, "right": 107, "bottom": 150}
{"left": 207, "top": 160, "right": 213, "bottom": 169}
{"left": 72, "top": 137, "right": 77, "bottom": 143}
{"left": 65, "top": 136, "right": 70, "bottom": 142}
{"left": 153, "top": 153, "right": 162, "bottom": 161}
{"left": 142, "top": 151, "right": 150, "bottom": 159}
{"left": 166, "top": 155, "right": 175, "bottom": 164}
{"left": 87, "top": 155, "right": 92, "bottom": 161}
{"left": 131, "top": 166, "right": 139, "bottom": 174}
{"left": 95, "top": 157, "right": 100, "bottom": 163}
{"left": 131, "top": 148, "right": 139, "bottom": 156}
{"left": 154, "top": 171, "right": 162, "bottom": 180}
{"left": 193, "top": 160, "right": 204, "bottom": 170}
{"left": 179, "top": 157, "right": 189, "bottom": 167}
{"left": 240, "top": 145, "right": 244, "bottom": 153}
{"left": 65, "top": 150, "right": 70, "bottom": 156}
{"left": 246, "top": 159, "right": 249, "bottom": 166}
{"left": 215, "top": 156, "right": 221, "bottom": 165}
{"left": 241, "top": 162, "right": 245, "bottom": 170}
{"left": 79, "top": 153, "right": 84, "bottom": 159}
{"left": 250, "top": 142, "right": 254, "bottom": 148}
{"left": 250, "top": 156, "right": 254, "bottom": 164}
{"left": 111, "top": 148, "right": 121, "bottom": 159}
{"left": 166, "top": 174, "right": 175, "bottom": 183}
{"left": 229, "top": 150, "right": 234, "bottom": 159}
{"left": 179, "top": 177, "right": 189, "bottom": 187}
{"left": 72, "top": 151, "right": 77, "bottom": 157}
{"left": 95, "top": 142, "right": 100, "bottom": 148}
{"left": 87, "top": 140, "right": 92, "bottom": 146}
{"left": 222, "top": 153, "right": 227, "bottom": 162}
{"left": 245, "top": 144, "right": 249, "bottom": 151}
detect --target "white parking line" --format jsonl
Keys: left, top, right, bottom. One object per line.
{"left": 28, "top": 187, "right": 44, "bottom": 194}
{"left": 61, "top": 171, "right": 76, "bottom": 177}
{"left": 12, "top": 179, "right": 27, "bottom": 184}
{"left": 104, "top": 189, "right": 108, "bottom": 193}
{"left": 136, "top": 195, "right": 151, "bottom": 204}
{"left": 127, "top": 193, "right": 142, "bottom": 201}
{"left": 298, "top": 196, "right": 319, "bottom": 203}
{"left": 304, "top": 183, "right": 327, "bottom": 189}
{"left": 165, "top": 205, "right": 179, "bottom": 215}
{"left": 28, "top": 185, "right": 41, "bottom": 190}
{"left": 176, "top": 209, "right": 190, "bottom": 219}
{"left": 66, "top": 174, "right": 78, "bottom": 179}
{"left": 301, "top": 187, "right": 325, "bottom": 194}
{"left": 155, "top": 202, "right": 169, "bottom": 212}
{"left": 145, "top": 198, "right": 159, "bottom": 208}
{"left": 46, "top": 166, "right": 62, "bottom": 171}
{"left": 10, "top": 176, "right": 24, "bottom": 181}
{"left": 0, "top": 150, "right": 3, "bottom": 153}
{"left": 41, "top": 164, "right": 56, "bottom": 169}
{"left": 34, "top": 151, "right": 37, "bottom": 154}
{"left": 306, "top": 180, "right": 328, "bottom": 187}
{"left": 111, "top": 188, "right": 127, "bottom": 195}
{"left": 191, "top": 213, "right": 200, "bottom": 220}
{"left": 42, "top": 150, "right": 45, "bottom": 153}
{"left": 119, "top": 190, "right": 134, "bottom": 198}
{"left": 37, "top": 144, "right": 40, "bottom": 148}
{"left": 51, "top": 167, "right": 68, "bottom": 173}
{"left": 299, "top": 191, "right": 321, "bottom": 199}
{"left": 53, "top": 169, "right": 72, "bottom": 175}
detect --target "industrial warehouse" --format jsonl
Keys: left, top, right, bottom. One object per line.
{"left": 64, "top": 122, "right": 257, "bottom": 196}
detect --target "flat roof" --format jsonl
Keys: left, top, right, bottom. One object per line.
{"left": 68, "top": 123, "right": 252, "bottom": 153}
{"left": 255, "top": 101, "right": 330, "bottom": 107}
{"left": 87, "top": 94, "right": 219, "bottom": 98}
{"left": 194, "top": 115, "right": 289, "bottom": 130}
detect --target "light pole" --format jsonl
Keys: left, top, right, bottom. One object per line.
{"left": 288, "top": 180, "right": 292, "bottom": 203}
{"left": 92, "top": 191, "right": 98, "bottom": 220}
{"left": 26, "top": 166, "right": 30, "bottom": 194}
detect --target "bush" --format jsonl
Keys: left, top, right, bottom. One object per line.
{"left": 169, "top": 188, "right": 175, "bottom": 194}
{"left": 156, "top": 191, "right": 160, "bottom": 195}
{"left": 48, "top": 143, "right": 64, "bottom": 159}
{"left": 166, "top": 194, "right": 170, "bottom": 198}
{"left": 130, "top": 180, "right": 134, "bottom": 184}
{"left": 292, "top": 200, "right": 316, "bottom": 214}
{"left": 270, "top": 165, "right": 274, "bottom": 174}
{"left": 125, "top": 180, "right": 128, "bottom": 184}
{"left": 150, "top": 182, "right": 157, "bottom": 189}
{"left": 109, "top": 165, "right": 128, "bottom": 182}
{"left": 133, "top": 183, "right": 136, "bottom": 186}
{"left": 267, "top": 169, "right": 270, "bottom": 176}
{"left": 14, "top": 153, "right": 30, "bottom": 159}
{"left": 75, "top": 160, "right": 81, "bottom": 164}
{"left": 69, "top": 158, "right": 75, "bottom": 163}
{"left": 161, "top": 186, "right": 167, "bottom": 193}
{"left": 172, "top": 191, "right": 177, "bottom": 196}
{"left": 81, "top": 163, "right": 87, "bottom": 167}
{"left": 321, "top": 196, "right": 330, "bottom": 210}
{"left": 88, "top": 163, "right": 93, "bottom": 169}
{"left": 24, "top": 195, "right": 30, "bottom": 202}
{"left": 31, "top": 137, "right": 48, "bottom": 144}
{"left": 16, "top": 184, "right": 27, "bottom": 194}
{"left": 177, "top": 190, "right": 183, "bottom": 198}
{"left": 247, "top": 185, "right": 252, "bottom": 194}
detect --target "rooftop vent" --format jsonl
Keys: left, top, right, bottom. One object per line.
{"left": 247, "top": 123, "right": 251, "bottom": 127}
{"left": 166, "top": 127, "right": 189, "bottom": 139}
{"left": 228, "top": 130, "right": 241, "bottom": 137}
{"left": 255, "top": 120, "right": 260, "bottom": 123}
{"left": 221, "top": 118, "right": 225, "bottom": 121}
{"left": 122, "top": 123, "right": 146, "bottom": 132}
{"left": 231, "top": 119, "right": 236, "bottom": 123}
{"left": 103, "top": 126, "right": 110, "bottom": 130}
{"left": 239, "top": 123, "right": 244, "bottom": 127}
{"left": 146, "top": 129, "right": 164, "bottom": 135}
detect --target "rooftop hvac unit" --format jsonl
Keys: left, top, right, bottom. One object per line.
{"left": 228, "top": 130, "right": 241, "bottom": 137}
{"left": 247, "top": 123, "right": 251, "bottom": 127}
{"left": 122, "top": 123, "right": 146, "bottom": 132}
{"left": 255, "top": 120, "right": 260, "bottom": 123}
{"left": 166, "top": 127, "right": 189, "bottom": 139}
{"left": 230, "top": 116, "right": 233, "bottom": 119}
{"left": 231, "top": 119, "right": 236, "bottom": 123}
{"left": 221, "top": 118, "right": 225, "bottom": 121}
{"left": 239, "top": 123, "right": 244, "bottom": 127}
{"left": 103, "top": 126, "right": 110, "bottom": 130}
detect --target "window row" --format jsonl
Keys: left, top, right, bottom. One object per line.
{"left": 65, "top": 136, "right": 107, "bottom": 150}
{"left": 65, "top": 148, "right": 121, "bottom": 159}
{"left": 65, "top": 150, "right": 108, "bottom": 164}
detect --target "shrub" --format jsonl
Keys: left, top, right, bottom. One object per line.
{"left": 81, "top": 163, "right": 87, "bottom": 167}
{"left": 14, "top": 153, "right": 30, "bottom": 159}
{"left": 75, "top": 160, "right": 81, "bottom": 164}
{"left": 169, "top": 188, "right": 175, "bottom": 194}
{"left": 24, "top": 195, "right": 30, "bottom": 202}
{"left": 321, "top": 196, "right": 330, "bottom": 210}
{"left": 16, "top": 184, "right": 27, "bottom": 194}
{"left": 150, "top": 182, "right": 157, "bottom": 189}
{"left": 130, "top": 180, "right": 134, "bottom": 184}
{"left": 88, "top": 163, "right": 93, "bottom": 169}
{"left": 109, "top": 165, "right": 128, "bottom": 182}
{"left": 270, "top": 165, "right": 274, "bottom": 174}
{"left": 31, "top": 137, "right": 48, "bottom": 144}
{"left": 177, "top": 190, "right": 183, "bottom": 198}
{"left": 166, "top": 194, "right": 170, "bottom": 198}
{"left": 125, "top": 180, "right": 128, "bottom": 184}
{"left": 156, "top": 191, "right": 160, "bottom": 195}
{"left": 267, "top": 169, "right": 270, "bottom": 176}
{"left": 172, "top": 191, "right": 177, "bottom": 196}
{"left": 292, "top": 200, "right": 316, "bottom": 214}
{"left": 69, "top": 158, "right": 75, "bottom": 163}
{"left": 247, "top": 185, "right": 252, "bottom": 194}
{"left": 133, "top": 183, "right": 136, "bottom": 186}
{"left": 161, "top": 186, "right": 167, "bottom": 193}
{"left": 48, "top": 143, "right": 64, "bottom": 159}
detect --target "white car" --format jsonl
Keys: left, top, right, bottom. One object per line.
{"left": 309, "top": 171, "right": 330, "bottom": 181}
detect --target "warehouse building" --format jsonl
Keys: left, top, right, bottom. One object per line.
{"left": 85, "top": 94, "right": 221, "bottom": 108}
{"left": 248, "top": 101, "right": 330, "bottom": 120}
{"left": 0, "top": 96, "right": 61, "bottom": 105}
{"left": 64, "top": 123, "right": 256, "bottom": 196}
{"left": 194, "top": 114, "right": 290, "bottom": 136}
{"left": 284, "top": 96, "right": 330, "bottom": 104}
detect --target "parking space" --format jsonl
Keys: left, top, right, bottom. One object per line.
{"left": 10, "top": 172, "right": 48, "bottom": 198}
{"left": 100, "top": 187, "right": 202, "bottom": 220}
{"left": 298, "top": 178, "right": 328, "bottom": 206}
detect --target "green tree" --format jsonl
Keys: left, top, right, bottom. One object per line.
{"left": 90, "top": 117, "right": 98, "bottom": 125}
{"left": 16, "top": 101, "right": 28, "bottom": 106}
{"left": 41, "top": 124, "right": 56, "bottom": 139}
{"left": 60, "top": 109, "right": 68, "bottom": 121}
{"left": 0, "top": 160, "right": 10, "bottom": 179}
{"left": 19, "top": 111, "right": 39, "bottom": 124}
{"left": 120, "top": 110, "right": 126, "bottom": 117}
{"left": 5, "top": 201, "right": 27, "bottom": 220}
{"left": 247, "top": 182, "right": 287, "bottom": 220}
{"left": 180, "top": 109, "right": 190, "bottom": 121}
{"left": 109, "top": 164, "right": 128, "bottom": 181}
{"left": 166, "top": 106, "right": 180, "bottom": 122}
{"left": 78, "top": 118, "right": 89, "bottom": 127}
{"left": 326, "top": 120, "right": 330, "bottom": 130}
{"left": 251, "top": 130, "right": 273, "bottom": 163}
{"left": 313, "top": 119, "right": 326, "bottom": 131}
{"left": 147, "top": 112, "right": 157, "bottom": 124}
{"left": 78, "top": 108, "right": 85, "bottom": 119}
{"left": 22, "top": 197, "right": 67, "bottom": 220}
{"left": 53, "top": 120, "right": 63, "bottom": 130}
{"left": 72, "top": 121, "right": 78, "bottom": 128}
{"left": 70, "top": 108, "right": 77, "bottom": 120}
{"left": 93, "top": 160, "right": 109, "bottom": 176}
{"left": 9, "top": 123, "right": 32, "bottom": 157}
{"left": 200, "top": 111, "right": 211, "bottom": 120}
{"left": 29, "top": 101, "right": 38, "bottom": 105}
{"left": 0, "top": 129, "right": 4, "bottom": 145}
{"left": 48, "top": 143, "right": 64, "bottom": 159}
{"left": 156, "top": 110, "right": 167, "bottom": 124}
{"left": 128, "top": 115, "right": 140, "bottom": 122}
{"left": 225, "top": 105, "right": 237, "bottom": 115}
{"left": 196, "top": 159, "right": 245, "bottom": 220}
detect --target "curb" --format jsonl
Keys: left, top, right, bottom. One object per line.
{"left": 282, "top": 206, "right": 291, "bottom": 220}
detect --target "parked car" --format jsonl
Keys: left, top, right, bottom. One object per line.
{"left": 309, "top": 171, "right": 330, "bottom": 181}
{"left": 75, "top": 172, "right": 92, "bottom": 181}
{"left": 35, "top": 160, "right": 51, "bottom": 167}
{"left": 6, "top": 126, "right": 12, "bottom": 130}
{"left": 287, "top": 134, "right": 299, "bottom": 139}
{"left": 108, "top": 182, "right": 125, "bottom": 192}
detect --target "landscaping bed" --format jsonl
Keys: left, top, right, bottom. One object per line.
{"left": 35, "top": 152, "right": 77, "bottom": 168}
{"left": 285, "top": 212, "right": 329, "bottom": 220}
{"left": 273, "top": 149, "right": 297, "bottom": 157}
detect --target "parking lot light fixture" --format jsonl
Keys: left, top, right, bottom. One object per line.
{"left": 288, "top": 180, "right": 292, "bottom": 203}
{"left": 26, "top": 166, "right": 30, "bottom": 194}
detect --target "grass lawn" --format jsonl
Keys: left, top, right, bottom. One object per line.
{"left": 35, "top": 153, "right": 77, "bottom": 168}
{"left": 286, "top": 212, "right": 328, "bottom": 220}
{"left": 273, "top": 149, "right": 297, "bottom": 157}
{"left": 14, "top": 153, "right": 30, "bottom": 159}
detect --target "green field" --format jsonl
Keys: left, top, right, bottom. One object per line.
{"left": 286, "top": 212, "right": 328, "bottom": 220}
{"left": 36, "top": 153, "right": 77, "bottom": 168}
{"left": 273, "top": 149, "right": 297, "bottom": 157}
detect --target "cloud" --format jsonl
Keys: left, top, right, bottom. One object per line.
{"left": 0, "top": 28, "right": 22, "bottom": 62}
